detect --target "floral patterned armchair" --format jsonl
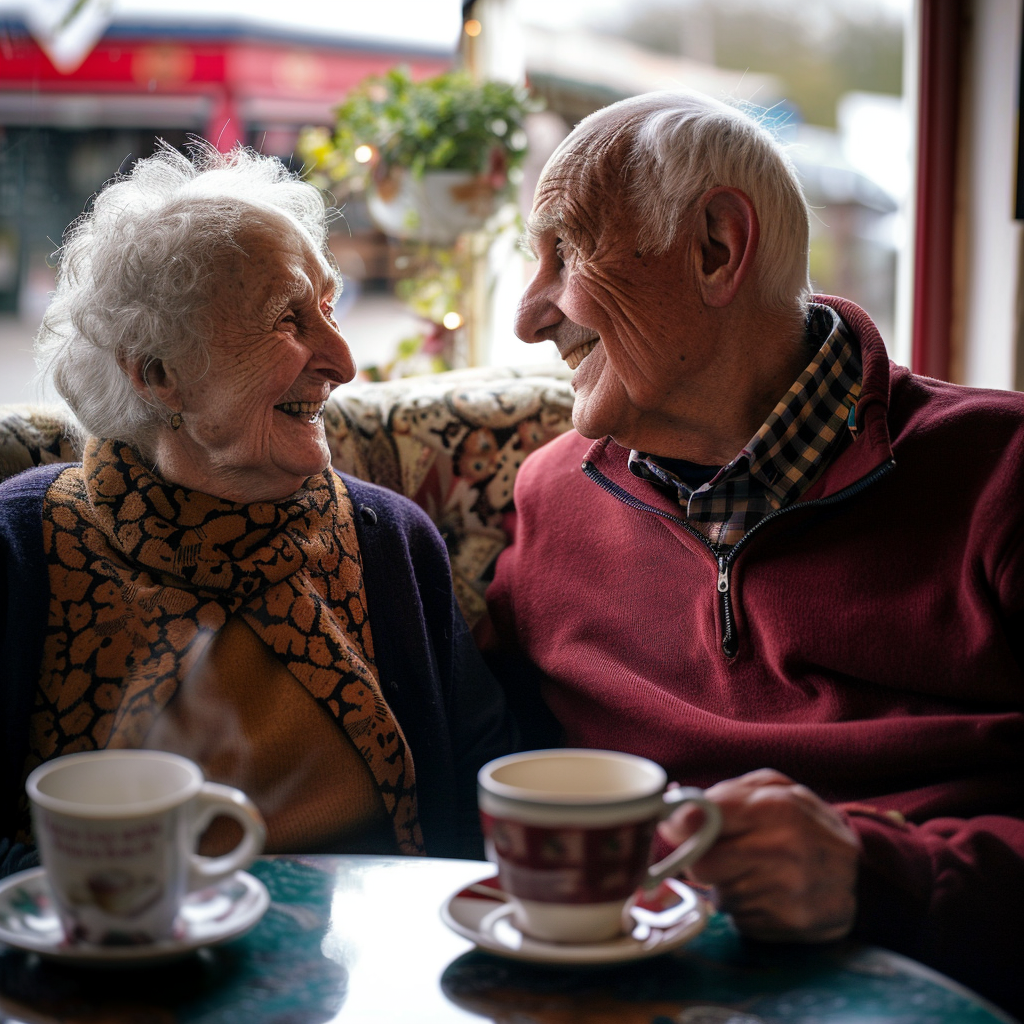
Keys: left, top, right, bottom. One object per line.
{"left": 0, "top": 364, "right": 575, "bottom": 628}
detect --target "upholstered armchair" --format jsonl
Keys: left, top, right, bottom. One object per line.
{"left": 0, "top": 364, "right": 574, "bottom": 628}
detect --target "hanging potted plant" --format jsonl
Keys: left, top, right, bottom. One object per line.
{"left": 299, "top": 66, "right": 538, "bottom": 244}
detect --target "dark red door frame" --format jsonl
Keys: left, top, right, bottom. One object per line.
{"left": 911, "top": 0, "right": 966, "bottom": 381}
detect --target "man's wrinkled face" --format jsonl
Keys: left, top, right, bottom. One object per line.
{"left": 514, "top": 145, "right": 706, "bottom": 448}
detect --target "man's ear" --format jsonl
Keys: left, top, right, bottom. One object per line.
{"left": 692, "top": 186, "right": 760, "bottom": 308}
{"left": 118, "top": 353, "right": 181, "bottom": 409}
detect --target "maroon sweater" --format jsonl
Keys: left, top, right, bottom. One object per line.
{"left": 487, "top": 296, "right": 1024, "bottom": 1016}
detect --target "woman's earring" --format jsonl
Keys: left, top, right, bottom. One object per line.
{"left": 169, "top": 412, "right": 184, "bottom": 430}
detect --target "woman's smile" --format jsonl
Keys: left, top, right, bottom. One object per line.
{"left": 275, "top": 400, "right": 328, "bottom": 423}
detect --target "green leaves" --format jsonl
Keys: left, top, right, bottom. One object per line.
{"left": 298, "top": 66, "right": 540, "bottom": 190}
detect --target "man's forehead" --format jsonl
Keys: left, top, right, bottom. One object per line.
{"left": 525, "top": 144, "right": 626, "bottom": 246}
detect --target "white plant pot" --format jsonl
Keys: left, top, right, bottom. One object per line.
{"left": 368, "top": 169, "right": 498, "bottom": 245}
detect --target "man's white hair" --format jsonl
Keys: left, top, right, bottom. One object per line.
{"left": 36, "top": 140, "right": 339, "bottom": 453}
{"left": 545, "top": 89, "right": 812, "bottom": 314}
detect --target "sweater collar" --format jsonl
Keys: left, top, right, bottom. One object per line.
{"left": 585, "top": 296, "right": 896, "bottom": 504}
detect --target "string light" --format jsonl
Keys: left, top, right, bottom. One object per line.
{"left": 442, "top": 311, "right": 464, "bottom": 330}
{"left": 464, "top": 19, "right": 482, "bottom": 37}
{"left": 354, "top": 145, "right": 374, "bottom": 164}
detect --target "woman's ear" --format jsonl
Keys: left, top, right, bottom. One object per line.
{"left": 692, "top": 186, "right": 760, "bottom": 308}
{"left": 119, "top": 353, "right": 181, "bottom": 409}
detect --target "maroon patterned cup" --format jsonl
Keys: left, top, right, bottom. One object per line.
{"left": 478, "top": 749, "right": 721, "bottom": 943}
{"left": 27, "top": 750, "right": 265, "bottom": 946}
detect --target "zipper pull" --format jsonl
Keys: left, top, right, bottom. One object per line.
{"left": 717, "top": 557, "right": 729, "bottom": 593}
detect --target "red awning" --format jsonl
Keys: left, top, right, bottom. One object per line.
{"left": 0, "top": 31, "right": 452, "bottom": 144}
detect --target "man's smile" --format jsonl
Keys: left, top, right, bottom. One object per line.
{"left": 563, "top": 338, "right": 598, "bottom": 370}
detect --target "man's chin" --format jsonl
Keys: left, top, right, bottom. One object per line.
{"left": 571, "top": 404, "right": 613, "bottom": 441}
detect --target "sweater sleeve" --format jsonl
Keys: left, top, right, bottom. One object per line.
{"left": 481, "top": 466, "right": 564, "bottom": 752}
{"left": 846, "top": 808, "right": 1024, "bottom": 1018}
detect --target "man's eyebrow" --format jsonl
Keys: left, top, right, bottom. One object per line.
{"left": 520, "top": 210, "right": 564, "bottom": 255}
{"left": 531, "top": 210, "right": 564, "bottom": 236}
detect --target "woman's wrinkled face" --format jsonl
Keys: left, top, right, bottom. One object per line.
{"left": 161, "top": 213, "right": 355, "bottom": 502}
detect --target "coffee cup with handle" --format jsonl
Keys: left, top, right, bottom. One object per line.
{"left": 26, "top": 749, "right": 266, "bottom": 946}
{"left": 478, "top": 748, "right": 721, "bottom": 944}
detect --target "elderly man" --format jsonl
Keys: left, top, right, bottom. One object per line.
{"left": 486, "top": 89, "right": 1023, "bottom": 1015}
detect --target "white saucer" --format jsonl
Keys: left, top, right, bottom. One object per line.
{"left": 0, "top": 867, "right": 269, "bottom": 966}
{"left": 441, "top": 875, "right": 708, "bottom": 965}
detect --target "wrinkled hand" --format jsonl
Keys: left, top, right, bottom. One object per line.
{"left": 659, "top": 768, "right": 861, "bottom": 943}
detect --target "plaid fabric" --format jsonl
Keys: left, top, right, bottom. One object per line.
{"left": 629, "top": 304, "right": 862, "bottom": 549}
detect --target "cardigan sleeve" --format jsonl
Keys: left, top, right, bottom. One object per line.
{"left": 343, "top": 474, "right": 519, "bottom": 858}
{"left": 1, "top": 464, "right": 66, "bottom": 872}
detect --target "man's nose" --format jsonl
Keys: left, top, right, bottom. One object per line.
{"left": 514, "top": 268, "right": 562, "bottom": 345}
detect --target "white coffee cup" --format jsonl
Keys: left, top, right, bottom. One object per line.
{"left": 478, "top": 748, "right": 721, "bottom": 944}
{"left": 26, "top": 749, "right": 266, "bottom": 946}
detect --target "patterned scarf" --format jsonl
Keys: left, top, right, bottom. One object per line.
{"left": 29, "top": 438, "right": 423, "bottom": 854}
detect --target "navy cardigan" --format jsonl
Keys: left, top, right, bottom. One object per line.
{"left": 0, "top": 464, "right": 518, "bottom": 873}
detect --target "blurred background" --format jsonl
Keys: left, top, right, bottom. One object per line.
{"left": 0, "top": 0, "right": 911, "bottom": 405}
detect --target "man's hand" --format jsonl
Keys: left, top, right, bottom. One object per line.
{"left": 659, "top": 768, "right": 861, "bottom": 943}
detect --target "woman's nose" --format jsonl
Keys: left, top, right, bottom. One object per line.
{"left": 313, "top": 316, "right": 357, "bottom": 386}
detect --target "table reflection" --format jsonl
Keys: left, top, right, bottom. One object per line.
{"left": 0, "top": 855, "right": 1016, "bottom": 1024}
{"left": 0, "top": 857, "right": 350, "bottom": 1024}
{"left": 319, "top": 855, "right": 483, "bottom": 1022}
{"left": 441, "top": 924, "right": 1000, "bottom": 1024}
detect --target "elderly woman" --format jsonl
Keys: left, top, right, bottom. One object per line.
{"left": 0, "top": 142, "right": 515, "bottom": 873}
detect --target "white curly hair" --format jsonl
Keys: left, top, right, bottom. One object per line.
{"left": 35, "top": 139, "right": 340, "bottom": 453}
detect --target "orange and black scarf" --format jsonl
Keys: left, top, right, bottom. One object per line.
{"left": 28, "top": 438, "right": 423, "bottom": 853}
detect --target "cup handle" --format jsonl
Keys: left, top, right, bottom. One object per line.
{"left": 644, "top": 787, "right": 722, "bottom": 890}
{"left": 187, "top": 782, "right": 266, "bottom": 891}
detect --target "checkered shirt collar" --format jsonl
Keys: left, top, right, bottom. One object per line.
{"left": 628, "top": 303, "right": 863, "bottom": 547}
